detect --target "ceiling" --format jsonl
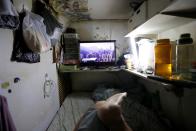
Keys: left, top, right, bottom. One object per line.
{"left": 88, "top": 0, "right": 131, "bottom": 19}
{"left": 49, "top": 0, "right": 131, "bottom": 20}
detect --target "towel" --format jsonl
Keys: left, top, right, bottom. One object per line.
{"left": 0, "top": 95, "right": 17, "bottom": 131}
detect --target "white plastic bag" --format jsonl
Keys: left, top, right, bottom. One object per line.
{"left": 23, "top": 11, "right": 51, "bottom": 53}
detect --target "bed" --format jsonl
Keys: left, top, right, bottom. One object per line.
{"left": 47, "top": 85, "right": 174, "bottom": 131}
{"left": 47, "top": 92, "right": 94, "bottom": 131}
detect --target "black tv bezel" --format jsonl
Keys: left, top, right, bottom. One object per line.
{"left": 79, "top": 40, "right": 116, "bottom": 67}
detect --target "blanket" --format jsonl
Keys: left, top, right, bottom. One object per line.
{"left": 91, "top": 84, "right": 173, "bottom": 131}
{"left": 77, "top": 108, "right": 109, "bottom": 131}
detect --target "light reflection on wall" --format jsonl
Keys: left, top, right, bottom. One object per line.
{"left": 129, "top": 37, "right": 139, "bottom": 69}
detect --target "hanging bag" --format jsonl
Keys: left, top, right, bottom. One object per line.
{"left": 11, "top": 12, "right": 40, "bottom": 63}
{"left": 22, "top": 11, "right": 51, "bottom": 53}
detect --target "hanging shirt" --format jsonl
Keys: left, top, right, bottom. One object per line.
{"left": 0, "top": 0, "right": 19, "bottom": 29}
{"left": 0, "top": 95, "right": 17, "bottom": 131}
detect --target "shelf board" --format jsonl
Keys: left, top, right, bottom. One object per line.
{"left": 126, "top": 0, "right": 196, "bottom": 37}
{"left": 59, "top": 68, "right": 121, "bottom": 73}
{"left": 162, "top": 0, "right": 196, "bottom": 13}
{"left": 122, "top": 69, "right": 171, "bottom": 86}
{"left": 123, "top": 69, "right": 148, "bottom": 78}
{"left": 126, "top": 14, "right": 194, "bottom": 37}
{"left": 59, "top": 67, "right": 196, "bottom": 88}
{"left": 162, "top": 0, "right": 196, "bottom": 18}
{"left": 123, "top": 69, "right": 196, "bottom": 88}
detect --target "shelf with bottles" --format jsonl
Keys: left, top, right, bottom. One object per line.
{"left": 126, "top": 0, "right": 196, "bottom": 88}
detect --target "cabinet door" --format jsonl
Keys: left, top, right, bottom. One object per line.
{"left": 128, "top": 1, "right": 147, "bottom": 32}
{"left": 148, "top": 0, "right": 173, "bottom": 19}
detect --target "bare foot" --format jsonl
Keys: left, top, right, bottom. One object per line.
{"left": 106, "top": 92, "right": 127, "bottom": 105}
{"left": 95, "top": 93, "right": 127, "bottom": 126}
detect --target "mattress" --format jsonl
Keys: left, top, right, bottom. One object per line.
{"left": 47, "top": 92, "right": 94, "bottom": 131}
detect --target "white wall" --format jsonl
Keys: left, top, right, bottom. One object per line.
{"left": 0, "top": 0, "right": 64, "bottom": 131}
{"left": 158, "top": 21, "right": 196, "bottom": 131}
{"left": 70, "top": 20, "right": 129, "bottom": 58}
{"left": 88, "top": 0, "right": 130, "bottom": 19}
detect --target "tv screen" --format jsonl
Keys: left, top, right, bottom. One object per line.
{"left": 80, "top": 40, "right": 116, "bottom": 66}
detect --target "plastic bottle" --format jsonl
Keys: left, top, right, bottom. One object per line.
{"left": 190, "top": 62, "right": 196, "bottom": 81}
{"left": 176, "top": 33, "right": 194, "bottom": 78}
{"left": 155, "top": 39, "right": 172, "bottom": 78}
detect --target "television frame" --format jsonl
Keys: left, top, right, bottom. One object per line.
{"left": 79, "top": 40, "right": 116, "bottom": 67}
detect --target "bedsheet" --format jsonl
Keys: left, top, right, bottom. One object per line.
{"left": 47, "top": 92, "right": 94, "bottom": 131}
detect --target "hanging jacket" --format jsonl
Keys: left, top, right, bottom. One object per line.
{"left": 11, "top": 11, "right": 40, "bottom": 63}
{"left": 32, "top": 0, "right": 63, "bottom": 36}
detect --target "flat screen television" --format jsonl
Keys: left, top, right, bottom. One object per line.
{"left": 79, "top": 40, "right": 116, "bottom": 67}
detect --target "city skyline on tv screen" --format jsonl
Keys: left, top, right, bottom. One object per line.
{"left": 80, "top": 42, "right": 115, "bottom": 64}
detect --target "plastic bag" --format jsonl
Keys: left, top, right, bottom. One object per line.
{"left": 11, "top": 12, "right": 40, "bottom": 63}
{"left": 22, "top": 11, "right": 51, "bottom": 53}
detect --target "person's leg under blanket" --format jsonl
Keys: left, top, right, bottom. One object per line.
{"left": 73, "top": 93, "right": 133, "bottom": 131}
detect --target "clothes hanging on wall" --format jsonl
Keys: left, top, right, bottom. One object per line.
{"left": 22, "top": 11, "right": 51, "bottom": 53}
{"left": 0, "top": 95, "right": 17, "bottom": 131}
{"left": 32, "top": 0, "right": 63, "bottom": 36}
{"left": 0, "top": 0, "right": 19, "bottom": 29}
{"left": 11, "top": 11, "right": 40, "bottom": 63}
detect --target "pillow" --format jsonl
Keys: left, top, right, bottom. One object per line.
{"left": 92, "top": 84, "right": 121, "bottom": 102}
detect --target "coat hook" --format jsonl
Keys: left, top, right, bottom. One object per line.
{"left": 22, "top": 4, "right": 25, "bottom": 11}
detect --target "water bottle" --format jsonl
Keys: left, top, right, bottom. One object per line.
{"left": 155, "top": 39, "right": 172, "bottom": 78}
{"left": 176, "top": 33, "right": 194, "bottom": 78}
